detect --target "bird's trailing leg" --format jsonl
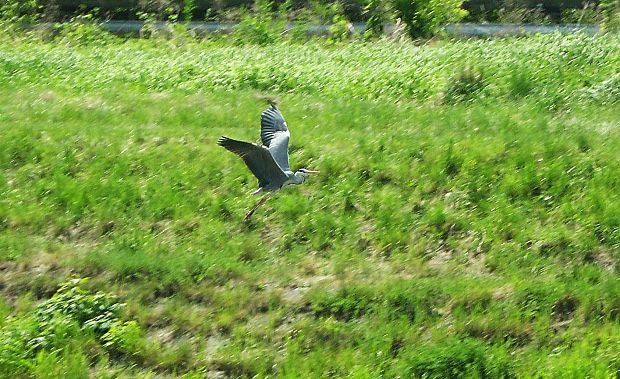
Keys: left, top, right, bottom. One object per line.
{"left": 244, "top": 195, "right": 269, "bottom": 222}
{"left": 250, "top": 187, "right": 264, "bottom": 196}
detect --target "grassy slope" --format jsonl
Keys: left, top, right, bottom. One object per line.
{"left": 1, "top": 35, "right": 620, "bottom": 377}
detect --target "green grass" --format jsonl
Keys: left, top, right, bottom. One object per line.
{"left": 1, "top": 33, "right": 620, "bottom": 377}
{"left": 1, "top": 32, "right": 619, "bottom": 106}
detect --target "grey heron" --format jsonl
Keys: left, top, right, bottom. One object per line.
{"left": 218, "top": 104, "right": 319, "bottom": 220}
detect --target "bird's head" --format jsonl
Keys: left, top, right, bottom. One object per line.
{"left": 295, "top": 168, "right": 320, "bottom": 182}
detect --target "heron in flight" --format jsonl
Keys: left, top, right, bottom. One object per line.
{"left": 218, "top": 103, "right": 319, "bottom": 220}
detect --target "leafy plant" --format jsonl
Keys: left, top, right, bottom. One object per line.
{"left": 182, "top": 0, "right": 196, "bottom": 21}
{"left": 600, "top": 0, "right": 620, "bottom": 31}
{"left": 233, "top": 0, "right": 285, "bottom": 45}
{"left": 137, "top": 11, "right": 157, "bottom": 38}
{"left": 137, "top": 0, "right": 180, "bottom": 21}
{"left": 328, "top": 13, "right": 353, "bottom": 42}
{"left": 391, "top": 0, "right": 468, "bottom": 38}
{"left": 55, "top": 13, "right": 116, "bottom": 46}
{"left": 35, "top": 278, "right": 124, "bottom": 335}
{"left": 0, "top": 278, "right": 138, "bottom": 376}
{"left": 0, "top": 0, "right": 41, "bottom": 25}
{"left": 364, "top": 0, "right": 391, "bottom": 39}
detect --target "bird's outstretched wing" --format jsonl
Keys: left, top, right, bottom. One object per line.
{"left": 260, "top": 105, "right": 291, "bottom": 171}
{"left": 218, "top": 136, "right": 288, "bottom": 188}
{"left": 260, "top": 105, "right": 288, "bottom": 146}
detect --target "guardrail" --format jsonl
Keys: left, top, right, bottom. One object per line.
{"left": 32, "top": 21, "right": 601, "bottom": 36}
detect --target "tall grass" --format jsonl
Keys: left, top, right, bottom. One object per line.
{"left": 0, "top": 33, "right": 618, "bottom": 105}
{"left": 0, "top": 35, "right": 619, "bottom": 377}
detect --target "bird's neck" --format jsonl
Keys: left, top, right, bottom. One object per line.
{"left": 291, "top": 171, "right": 305, "bottom": 185}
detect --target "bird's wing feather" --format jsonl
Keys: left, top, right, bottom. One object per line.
{"left": 260, "top": 105, "right": 289, "bottom": 147}
{"left": 217, "top": 136, "right": 288, "bottom": 188}
{"left": 260, "top": 105, "right": 291, "bottom": 171}
{"left": 268, "top": 132, "right": 291, "bottom": 172}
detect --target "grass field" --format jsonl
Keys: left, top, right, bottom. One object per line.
{"left": 1, "top": 33, "right": 620, "bottom": 377}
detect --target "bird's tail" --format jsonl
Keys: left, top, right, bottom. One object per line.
{"left": 255, "top": 94, "right": 279, "bottom": 108}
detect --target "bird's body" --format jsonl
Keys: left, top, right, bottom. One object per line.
{"left": 217, "top": 104, "right": 318, "bottom": 219}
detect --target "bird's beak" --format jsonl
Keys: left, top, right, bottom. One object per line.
{"left": 305, "top": 170, "right": 320, "bottom": 173}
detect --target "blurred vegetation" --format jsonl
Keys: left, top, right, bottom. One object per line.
{"left": 0, "top": 31, "right": 619, "bottom": 376}
{"left": 0, "top": 31, "right": 617, "bottom": 103}
{"left": 11, "top": 0, "right": 611, "bottom": 23}
{"left": 1, "top": 0, "right": 618, "bottom": 42}
{"left": 391, "top": 0, "right": 468, "bottom": 38}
